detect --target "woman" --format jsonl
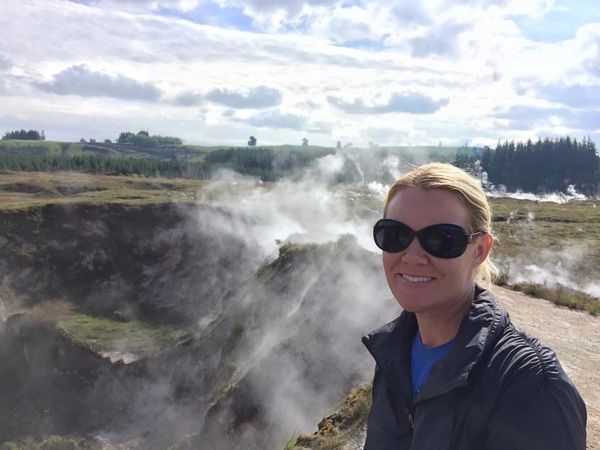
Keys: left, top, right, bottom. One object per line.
{"left": 362, "top": 163, "right": 586, "bottom": 450}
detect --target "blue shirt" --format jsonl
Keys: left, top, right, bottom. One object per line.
{"left": 411, "top": 332, "right": 454, "bottom": 394}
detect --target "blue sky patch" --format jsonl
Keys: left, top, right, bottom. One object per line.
{"left": 334, "top": 37, "right": 387, "bottom": 50}
{"left": 513, "top": 0, "right": 600, "bottom": 42}
{"left": 156, "top": 1, "right": 254, "bottom": 31}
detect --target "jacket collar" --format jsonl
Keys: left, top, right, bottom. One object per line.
{"left": 362, "top": 286, "right": 510, "bottom": 403}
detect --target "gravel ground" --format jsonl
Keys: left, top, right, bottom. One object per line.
{"left": 495, "top": 286, "right": 600, "bottom": 450}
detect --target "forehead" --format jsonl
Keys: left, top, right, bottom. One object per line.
{"left": 386, "top": 186, "right": 470, "bottom": 229}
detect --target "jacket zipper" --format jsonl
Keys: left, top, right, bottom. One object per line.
{"left": 404, "top": 407, "right": 415, "bottom": 429}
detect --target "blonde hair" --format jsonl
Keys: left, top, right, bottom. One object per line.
{"left": 384, "top": 162, "right": 496, "bottom": 287}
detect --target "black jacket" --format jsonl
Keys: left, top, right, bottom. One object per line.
{"left": 362, "top": 287, "right": 587, "bottom": 450}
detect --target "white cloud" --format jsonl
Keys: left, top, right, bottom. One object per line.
{"left": 0, "top": 55, "right": 12, "bottom": 71}
{"left": 68, "top": 0, "right": 201, "bottom": 13}
{"left": 36, "top": 64, "right": 162, "bottom": 101}
{"left": 391, "top": 1, "right": 431, "bottom": 25}
{"left": 299, "top": 4, "right": 385, "bottom": 45}
{"left": 242, "top": 110, "right": 306, "bottom": 130}
{"left": 410, "top": 19, "right": 471, "bottom": 57}
{"left": 576, "top": 24, "right": 600, "bottom": 79}
{"left": 328, "top": 91, "right": 449, "bottom": 114}
{"left": 0, "top": 0, "right": 599, "bottom": 145}
{"left": 173, "top": 91, "right": 204, "bottom": 106}
{"left": 173, "top": 85, "right": 282, "bottom": 108}
{"left": 535, "top": 83, "right": 600, "bottom": 108}
{"left": 205, "top": 85, "right": 282, "bottom": 108}
{"left": 215, "top": 0, "right": 340, "bottom": 30}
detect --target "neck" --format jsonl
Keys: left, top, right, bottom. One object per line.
{"left": 416, "top": 285, "right": 475, "bottom": 347}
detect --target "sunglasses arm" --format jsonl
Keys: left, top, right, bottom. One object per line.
{"left": 467, "top": 231, "right": 487, "bottom": 243}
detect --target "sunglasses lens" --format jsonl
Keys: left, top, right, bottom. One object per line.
{"left": 420, "top": 224, "right": 468, "bottom": 259}
{"left": 373, "top": 220, "right": 471, "bottom": 258}
{"left": 373, "top": 219, "right": 413, "bottom": 252}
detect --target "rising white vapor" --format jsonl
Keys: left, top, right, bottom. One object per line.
{"left": 487, "top": 184, "right": 588, "bottom": 203}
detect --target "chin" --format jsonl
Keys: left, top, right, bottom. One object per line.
{"left": 393, "top": 295, "right": 430, "bottom": 313}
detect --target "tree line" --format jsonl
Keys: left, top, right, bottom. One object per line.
{"left": 0, "top": 146, "right": 335, "bottom": 181}
{"left": 204, "top": 147, "right": 334, "bottom": 181}
{"left": 117, "top": 131, "right": 182, "bottom": 148}
{"left": 2, "top": 134, "right": 599, "bottom": 192}
{"left": 0, "top": 153, "right": 209, "bottom": 178}
{"left": 2, "top": 129, "right": 45, "bottom": 140}
{"left": 456, "top": 137, "right": 599, "bottom": 195}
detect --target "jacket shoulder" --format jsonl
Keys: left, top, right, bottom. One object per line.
{"left": 478, "top": 323, "right": 587, "bottom": 450}
{"left": 485, "top": 323, "right": 568, "bottom": 386}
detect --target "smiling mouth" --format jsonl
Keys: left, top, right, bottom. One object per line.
{"left": 399, "top": 274, "right": 434, "bottom": 283}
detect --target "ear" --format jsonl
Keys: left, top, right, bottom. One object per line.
{"left": 471, "top": 233, "right": 494, "bottom": 268}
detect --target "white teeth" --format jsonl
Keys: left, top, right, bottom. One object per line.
{"left": 401, "top": 274, "right": 433, "bottom": 283}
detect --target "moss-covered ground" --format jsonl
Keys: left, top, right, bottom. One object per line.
{"left": 0, "top": 435, "right": 103, "bottom": 450}
{"left": 286, "top": 385, "right": 371, "bottom": 450}
{"left": 56, "top": 314, "right": 189, "bottom": 358}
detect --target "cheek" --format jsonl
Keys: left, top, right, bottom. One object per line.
{"left": 462, "top": 247, "right": 482, "bottom": 272}
{"left": 382, "top": 253, "right": 395, "bottom": 272}
{"left": 382, "top": 253, "right": 401, "bottom": 282}
{"left": 450, "top": 256, "right": 477, "bottom": 280}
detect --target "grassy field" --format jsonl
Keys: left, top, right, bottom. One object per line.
{"left": 0, "top": 140, "right": 64, "bottom": 154}
{"left": 0, "top": 140, "right": 332, "bottom": 157}
{"left": 0, "top": 140, "right": 88, "bottom": 154}
{"left": 488, "top": 197, "right": 600, "bottom": 287}
{"left": 0, "top": 171, "right": 211, "bottom": 210}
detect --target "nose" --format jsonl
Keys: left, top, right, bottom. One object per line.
{"left": 401, "top": 237, "right": 428, "bottom": 265}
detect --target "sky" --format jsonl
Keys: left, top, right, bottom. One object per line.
{"left": 1, "top": 0, "right": 599, "bottom": 147}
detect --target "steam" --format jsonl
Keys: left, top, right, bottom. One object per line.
{"left": 199, "top": 167, "right": 382, "bottom": 255}
{"left": 236, "top": 239, "right": 393, "bottom": 447}
{"left": 0, "top": 298, "right": 6, "bottom": 334}
{"left": 498, "top": 246, "right": 600, "bottom": 298}
{"left": 3, "top": 147, "right": 598, "bottom": 449}
{"left": 0, "top": 284, "right": 12, "bottom": 333}
{"left": 301, "top": 151, "right": 592, "bottom": 206}
{"left": 181, "top": 160, "right": 398, "bottom": 448}
{"left": 462, "top": 162, "right": 591, "bottom": 203}
{"left": 486, "top": 184, "right": 588, "bottom": 203}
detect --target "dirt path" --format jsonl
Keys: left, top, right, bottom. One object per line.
{"left": 495, "top": 286, "right": 600, "bottom": 450}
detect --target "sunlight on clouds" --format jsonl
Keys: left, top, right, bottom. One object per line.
{"left": 36, "top": 64, "right": 162, "bottom": 101}
{"left": 1, "top": 0, "right": 599, "bottom": 145}
{"left": 72, "top": 0, "right": 202, "bottom": 12}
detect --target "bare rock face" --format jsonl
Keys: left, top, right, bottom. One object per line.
{"left": 0, "top": 203, "right": 262, "bottom": 321}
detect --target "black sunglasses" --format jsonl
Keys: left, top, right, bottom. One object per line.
{"left": 373, "top": 219, "right": 485, "bottom": 259}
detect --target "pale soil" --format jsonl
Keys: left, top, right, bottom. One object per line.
{"left": 495, "top": 286, "right": 600, "bottom": 450}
